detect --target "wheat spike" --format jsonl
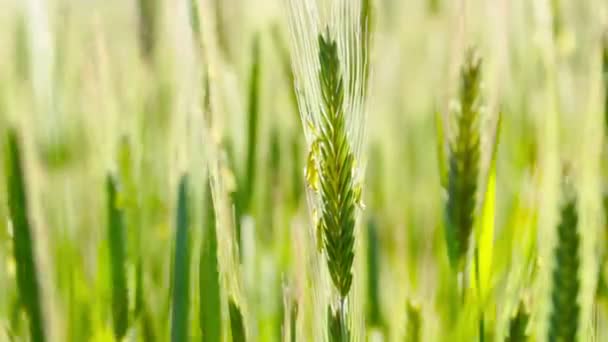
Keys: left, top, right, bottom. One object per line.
{"left": 445, "top": 49, "right": 482, "bottom": 271}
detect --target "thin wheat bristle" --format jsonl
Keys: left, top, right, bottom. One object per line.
{"left": 445, "top": 49, "right": 482, "bottom": 271}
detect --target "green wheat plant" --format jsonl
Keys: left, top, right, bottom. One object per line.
{"left": 286, "top": 0, "right": 372, "bottom": 339}
{"left": 444, "top": 49, "right": 482, "bottom": 276}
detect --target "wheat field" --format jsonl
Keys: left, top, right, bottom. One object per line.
{"left": 0, "top": 0, "right": 607, "bottom": 341}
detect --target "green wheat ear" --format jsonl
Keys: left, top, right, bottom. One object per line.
{"left": 506, "top": 301, "right": 529, "bottom": 342}
{"left": 229, "top": 298, "right": 246, "bottom": 342}
{"left": 328, "top": 305, "right": 350, "bottom": 342}
{"left": 315, "top": 29, "right": 357, "bottom": 298}
{"left": 445, "top": 48, "right": 482, "bottom": 271}
{"left": 4, "top": 129, "right": 46, "bottom": 342}
{"left": 548, "top": 184, "right": 580, "bottom": 342}
{"left": 106, "top": 174, "right": 129, "bottom": 340}
{"left": 171, "top": 176, "right": 191, "bottom": 342}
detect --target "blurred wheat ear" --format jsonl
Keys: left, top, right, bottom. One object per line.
{"left": 506, "top": 301, "right": 529, "bottom": 342}
{"left": 171, "top": 176, "right": 191, "bottom": 342}
{"left": 4, "top": 129, "right": 46, "bottom": 342}
{"left": 229, "top": 298, "right": 246, "bottom": 342}
{"left": 548, "top": 183, "right": 580, "bottom": 342}
{"left": 106, "top": 174, "right": 129, "bottom": 340}
{"left": 445, "top": 48, "right": 481, "bottom": 272}
{"left": 200, "top": 178, "right": 221, "bottom": 342}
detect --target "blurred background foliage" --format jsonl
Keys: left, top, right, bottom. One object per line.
{"left": 0, "top": 0, "right": 607, "bottom": 341}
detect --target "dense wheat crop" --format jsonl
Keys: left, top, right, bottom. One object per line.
{"left": 0, "top": 0, "right": 607, "bottom": 341}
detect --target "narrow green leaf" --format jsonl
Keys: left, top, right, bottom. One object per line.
{"left": 229, "top": 299, "right": 246, "bottom": 342}
{"left": 476, "top": 115, "right": 500, "bottom": 301}
{"left": 290, "top": 300, "right": 298, "bottom": 342}
{"left": 366, "top": 217, "right": 383, "bottom": 328}
{"left": 405, "top": 301, "right": 421, "bottom": 342}
{"left": 4, "top": 129, "right": 46, "bottom": 342}
{"left": 506, "top": 301, "right": 529, "bottom": 342}
{"left": 106, "top": 174, "right": 129, "bottom": 340}
{"left": 243, "top": 33, "right": 261, "bottom": 214}
{"left": 171, "top": 176, "right": 191, "bottom": 342}
{"left": 200, "top": 179, "right": 221, "bottom": 342}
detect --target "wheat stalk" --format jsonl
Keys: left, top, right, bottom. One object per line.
{"left": 106, "top": 174, "right": 129, "bottom": 340}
